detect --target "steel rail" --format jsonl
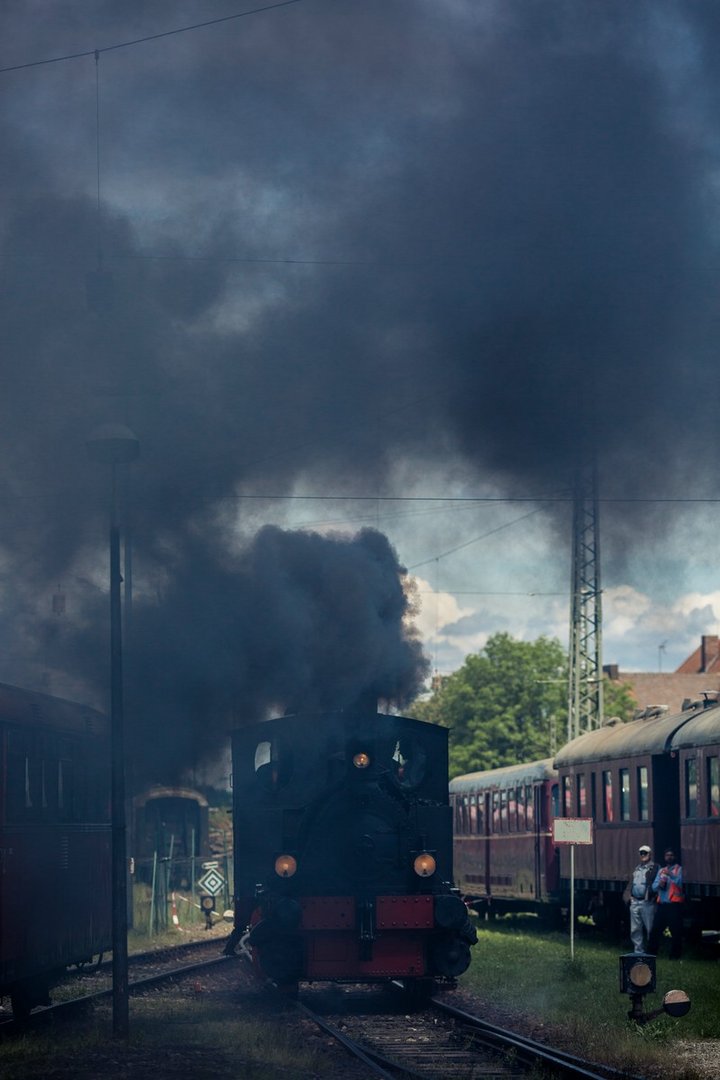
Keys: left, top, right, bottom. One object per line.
{"left": 431, "top": 997, "right": 640, "bottom": 1080}
{"left": 2, "top": 954, "right": 236, "bottom": 1032}
{"left": 295, "top": 1001, "right": 404, "bottom": 1080}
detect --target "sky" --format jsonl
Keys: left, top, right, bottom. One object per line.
{"left": 3, "top": 1, "right": 720, "bottom": 778}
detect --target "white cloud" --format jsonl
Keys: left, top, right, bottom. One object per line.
{"left": 412, "top": 576, "right": 473, "bottom": 639}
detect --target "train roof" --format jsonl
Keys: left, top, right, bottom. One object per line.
{"left": 449, "top": 757, "right": 556, "bottom": 794}
{"left": 554, "top": 698, "right": 720, "bottom": 767}
{"left": 0, "top": 681, "right": 107, "bottom": 737}
{"left": 133, "top": 785, "right": 209, "bottom": 808}
{"left": 667, "top": 703, "right": 720, "bottom": 749}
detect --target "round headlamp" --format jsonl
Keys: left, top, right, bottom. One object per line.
{"left": 353, "top": 752, "right": 371, "bottom": 769}
{"left": 274, "top": 854, "right": 298, "bottom": 878}
{"left": 413, "top": 852, "right": 436, "bottom": 877}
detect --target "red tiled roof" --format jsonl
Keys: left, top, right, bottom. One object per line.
{"left": 610, "top": 672, "right": 720, "bottom": 715}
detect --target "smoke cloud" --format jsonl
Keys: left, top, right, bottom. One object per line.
{"left": 2, "top": 2, "right": 720, "bottom": 776}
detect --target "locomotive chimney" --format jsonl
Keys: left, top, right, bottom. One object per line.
{"left": 344, "top": 690, "right": 379, "bottom": 717}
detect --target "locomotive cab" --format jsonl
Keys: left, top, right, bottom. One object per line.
{"left": 230, "top": 709, "right": 475, "bottom": 994}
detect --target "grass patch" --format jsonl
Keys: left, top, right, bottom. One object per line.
{"left": 0, "top": 994, "right": 332, "bottom": 1080}
{"left": 459, "top": 918, "right": 720, "bottom": 1075}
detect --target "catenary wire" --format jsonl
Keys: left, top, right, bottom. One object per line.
{"left": 0, "top": 0, "right": 307, "bottom": 74}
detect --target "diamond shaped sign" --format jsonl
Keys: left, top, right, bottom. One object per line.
{"left": 198, "top": 867, "right": 225, "bottom": 896}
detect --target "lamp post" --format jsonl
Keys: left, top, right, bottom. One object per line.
{"left": 86, "top": 423, "right": 139, "bottom": 1039}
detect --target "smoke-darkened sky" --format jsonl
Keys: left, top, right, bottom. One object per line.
{"left": 2, "top": 1, "right": 720, "bottom": 777}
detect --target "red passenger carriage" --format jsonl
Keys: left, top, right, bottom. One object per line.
{"left": 555, "top": 693, "right": 720, "bottom": 931}
{"left": 449, "top": 759, "right": 560, "bottom": 917}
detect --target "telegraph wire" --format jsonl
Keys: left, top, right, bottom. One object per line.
{"left": 0, "top": 1, "right": 307, "bottom": 74}
{"left": 408, "top": 507, "right": 550, "bottom": 571}
{"left": 3, "top": 489, "right": 720, "bottom": 505}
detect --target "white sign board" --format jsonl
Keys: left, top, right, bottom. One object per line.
{"left": 553, "top": 817, "right": 594, "bottom": 845}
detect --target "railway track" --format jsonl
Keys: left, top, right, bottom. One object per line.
{"left": 296, "top": 984, "right": 630, "bottom": 1080}
{"left": 4, "top": 950, "right": 639, "bottom": 1080}
{"left": 1, "top": 938, "right": 235, "bottom": 1031}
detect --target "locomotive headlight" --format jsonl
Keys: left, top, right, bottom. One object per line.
{"left": 274, "top": 854, "right": 298, "bottom": 878}
{"left": 413, "top": 852, "right": 436, "bottom": 877}
{"left": 353, "top": 752, "right": 371, "bottom": 769}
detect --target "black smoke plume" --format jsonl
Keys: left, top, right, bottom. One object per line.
{"left": 2, "top": 2, "right": 720, "bottom": 775}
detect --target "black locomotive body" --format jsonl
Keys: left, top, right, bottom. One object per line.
{"left": 0, "top": 683, "right": 112, "bottom": 1016}
{"left": 230, "top": 708, "right": 475, "bottom": 995}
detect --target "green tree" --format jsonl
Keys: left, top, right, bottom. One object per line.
{"left": 413, "top": 632, "right": 567, "bottom": 777}
{"left": 413, "top": 632, "right": 637, "bottom": 778}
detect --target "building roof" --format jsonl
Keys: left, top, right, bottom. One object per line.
{"left": 615, "top": 671, "right": 720, "bottom": 715}
{"left": 676, "top": 634, "right": 720, "bottom": 674}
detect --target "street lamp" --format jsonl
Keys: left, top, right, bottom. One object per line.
{"left": 86, "top": 423, "right": 139, "bottom": 1039}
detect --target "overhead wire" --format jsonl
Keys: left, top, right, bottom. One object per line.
{"left": 0, "top": 0, "right": 307, "bottom": 74}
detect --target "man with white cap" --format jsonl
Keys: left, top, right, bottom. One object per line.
{"left": 623, "top": 845, "right": 659, "bottom": 953}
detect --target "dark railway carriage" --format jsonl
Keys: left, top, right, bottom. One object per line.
{"left": 555, "top": 693, "right": 720, "bottom": 930}
{"left": 131, "top": 785, "right": 210, "bottom": 886}
{"left": 230, "top": 707, "right": 475, "bottom": 998}
{"left": 0, "top": 683, "right": 111, "bottom": 1016}
{"left": 449, "top": 759, "right": 560, "bottom": 916}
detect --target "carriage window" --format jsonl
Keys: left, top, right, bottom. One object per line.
{"left": 58, "top": 759, "right": 74, "bottom": 821}
{"left": 637, "top": 766, "right": 649, "bottom": 821}
{"left": 528, "top": 784, "right": 536, "bottom": 827}
{"left": 469, "top": 794, "right": 478, "bottom": 833}
{"left": 492, "top": 791, "right": 500, "bottom": 833}
{"left": 602, "top": 771, "right": 613, "bottom": 822}
{"left": 499, "top": 789, "right": 507, "bottom": 832}
{"left": 685, "top": 758, "right": 698, "bottom": 819}
{"left": 477, "top": 796, "right": 485, "bottom": 835}
{"left": 708, "top": 757, "right": 720, "bottom": 818}
{"left": 576, "top": 774, "right": 587, "bottom": 816}
{"left": 25, "top": 756, "right": 33, "bottom": 808}
{"left": 508, "top": 787, "right": 517, "bottom": 831}
{"left": 6, "top": 753, "right": 25, "bottom": 819}
{"left": 517, "top": 787, "right": 526, "bottom": 830}
{"left": 562, "top": 776, "right": 572, "bottom": 816}
{"left": 40, "top": 760, "right": 48, "bottom": 809}
{"left": 619, "top": 769, "right": 630, "bottom": 821}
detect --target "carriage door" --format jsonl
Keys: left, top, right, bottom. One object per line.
{"left": 651, "top": 753, "right": 680, "bottom": 854}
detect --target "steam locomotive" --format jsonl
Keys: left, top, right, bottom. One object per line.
{"left": 451, "top": 691, "right": 720, "bottom": 935}
{"left": 229, "top": 705, "right": 476, "bottom": 1002}
{"left": 0, "top": 683, "right": 112, "bottom": 1017}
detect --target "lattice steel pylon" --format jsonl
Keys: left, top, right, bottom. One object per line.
{"left": 567, "top": 460, "right": 604, "bottom": 741}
